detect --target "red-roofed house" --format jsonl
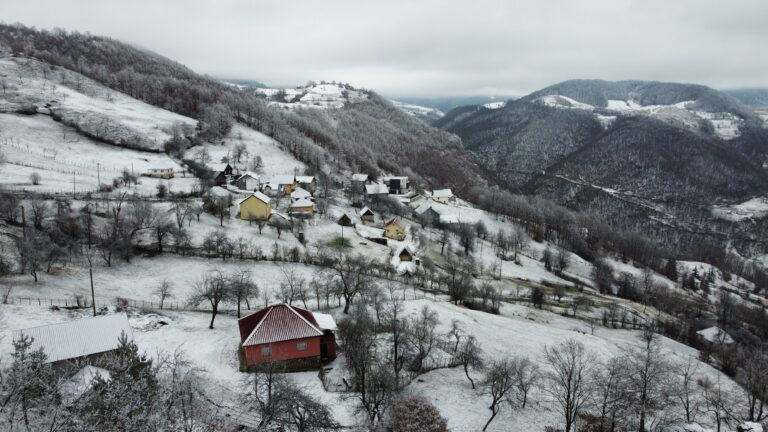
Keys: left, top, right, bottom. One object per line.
{"left": 238, "top": 304, "right": 336, "bottom": 368}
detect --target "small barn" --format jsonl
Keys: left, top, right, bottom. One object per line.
{"left": 207, "top": 163, "right": 233, "bottom": 186}
{"left": 338, "top": 213, "right": 354, "bottom": 226}
{"left": 13, "top": 314, "right": 133, "bottom": 366}
{"left": 351, "top": 173, "right": 370, "bottom": 184}
{"left": 398, "top": 246, "right": 414, "bottom": 262}
{"left": 238, "top": 304, "right": 337, "bottom": 368}
{"left": 415, "top": 202, "right": 441, "bottom": 225}
{"left": 383, "top": 217, "right": 406, "bottom": 241}
{"left": 234, "top": 172, "right": 261, "bottom": 191}
{"left": 238, "top": 191, "right": 272, "bottom": 221}
{"left": 359, "top": 207, "right": 375, "bottom": 223}
{"left": 432, "top": 188, "right": 454, "bottom": 204}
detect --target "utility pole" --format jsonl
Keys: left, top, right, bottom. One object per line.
{"left": 97, "top": 162, "right": 100, "bottom": 187}
{"left": 85, "top": 247, "right": 96, "bottom": 316}
{"left": 72, "top": 172, "right": 76, "bottom": 198}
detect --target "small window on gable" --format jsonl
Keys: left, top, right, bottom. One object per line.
{"left": 297, "top": 342, "right": 308, "bottom": 351}
{"left": 261, "top": 346, "right": 272, "bottom": 356}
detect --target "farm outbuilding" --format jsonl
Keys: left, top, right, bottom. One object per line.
{"left": 238, "top": 304, "right": 337, "bottom": 369}
{"left": 12, "top": 314, "right": 133, "bottom": 366}
{"left": 359, "top": 207, "right": 375, "bottom": 223}
{"left": 338, "top": 213, "right": 354, "bottom": 226}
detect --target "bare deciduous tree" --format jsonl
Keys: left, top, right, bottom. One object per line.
{"left": 481, "top": 358, "right": 517, "bottom": 431}
{"left": 542, "top": 339, "right": 595, "bottom": 432}
{"left": 154, "top": 278, "right": 173, "bottom": 309}
{"left": 187, "top": 270, "right": 229, "bottom": 329}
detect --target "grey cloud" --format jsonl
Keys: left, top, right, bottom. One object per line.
{"left": 3, "top": 0, "right": 767, "bottom": 97}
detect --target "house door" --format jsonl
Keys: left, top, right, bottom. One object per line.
{"left": 320, "top": 340, "right": 328, "bottom": 359}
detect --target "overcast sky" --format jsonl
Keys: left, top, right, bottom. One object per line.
{"left": 4, "top": 0, "right": 768, "bottom": 98}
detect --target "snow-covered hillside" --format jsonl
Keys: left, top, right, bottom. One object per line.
{"left": 0, "top": 56, "right": 196, "bottom": 151}
{"left": 254, "top": 83, "right": 368, "bottom": 109}
{"left": 0, "top": 113, "right": 195, "bottom": 195}
{"left": 534, "top": 94, "right": 745, "bottom": 139}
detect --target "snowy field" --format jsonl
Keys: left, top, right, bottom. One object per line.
{"left": 0, "top": 297, "right": 740, "bottom": 431}
{"left": 0, "top": 56, "right": 196, "bottom": 151}
{"left": 193, "top": 124, "right": 306, "bottom": 177}
{"left": 712, "top": 196, "right": 768, "bottom": 222}
{"left": 0, "top": 113, "right": 197, "bottom": 195}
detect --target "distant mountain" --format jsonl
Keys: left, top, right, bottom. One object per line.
{"left": 390, "top": 96, "right": 504, "bottom": 115}
{"left": 437, "top": 79, "right": 768, "bottom": 252}
{"left": 222, "top": 78, "right": 270, "bottom": 89}
{"left": 390, "top": 100, "right": 445, "bottom": 123}
{"left": 725, "top": 88, "right": 768, "bottom": 107}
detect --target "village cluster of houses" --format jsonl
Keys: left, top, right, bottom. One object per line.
{"left": 201, "top": 162, "right": 319, "bottom": 221}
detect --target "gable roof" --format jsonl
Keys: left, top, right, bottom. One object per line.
{"left": 207, "top": 163, "right": 230, "bottom": 173}
{"left": 13, "top": 314, "right": 133, "bottom": 363}
{"left": 415, "top": 202, "right": 436, "bottom": 215}
{"left": 359, "top": 206, "right": 374, "bottom": 216}
{"left": 296, "top": 175, "right": 315, "bottom": 183}
{"left": 238, "top": 171, "right": 260, "bottom": 181}
{"left": 209, "top": 186, "right": 231, "bottom": 198}
{"left": 269, "top": 175, "right": 296, "bottom": 185}
{"left": 433, "top": 188, "right": 453, "bottom": 198}
{"left": 385, "top": 217, "right": 405, "bottom": 229}
{"left": 238, "top": 191, "right": 271, "bottom": 205}
{"left": 241, "top": 304, "right": 323, "bottom": 346}
{"left": 290, "top": 198, "right": 314, "bottom": 208}
{"left": 291, "top": 187, "right": 312, "bottom": 199}
{"left": 352, "top": 173, "right": 369, "bottom": 182}
{"left": 365, "top": 183, "right": 389, "bottom": 195}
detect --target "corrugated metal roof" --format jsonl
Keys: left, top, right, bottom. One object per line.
{"left": 13, "top": 314, "right": 133, "bottom": 363}
{"left": 242, "top": 304, "right": 322, "bottom": 346}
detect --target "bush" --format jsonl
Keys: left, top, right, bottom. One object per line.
{"left": 388, "top": 397, "right": 448, "bottom": 432}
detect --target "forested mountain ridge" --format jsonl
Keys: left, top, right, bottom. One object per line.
{"left": 0, "top": 24, "right": 487, "bottom": 191}
{"left": 438, "top": 79, "right": 768, "bottom": 255}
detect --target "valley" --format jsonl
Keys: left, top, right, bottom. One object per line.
{"left": 0, "top": 22, "right": 767, "bottom": 432}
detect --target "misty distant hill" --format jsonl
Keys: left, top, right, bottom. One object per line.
{"left": 725, "top": 88, "right": 768, "bottom": 107}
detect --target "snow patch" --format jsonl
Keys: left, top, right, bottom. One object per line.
{"left": 536, "top": 95, "right": 594, "bottom": 111}
{"left": 483, "top": 101, "right": 507, "bottom": 109}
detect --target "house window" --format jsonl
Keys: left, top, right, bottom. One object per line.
{"left": 297, "top": 342, "right": 308, "bottom": 351}
{"left": 261, "top": 346, "right": 272, "bottom": 356}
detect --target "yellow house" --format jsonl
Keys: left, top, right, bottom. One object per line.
{"left": 383, "top": 217, "right": 406, "bottom": 241}
{"left": 238, "top": 191, "right": 272, "bottom": 221}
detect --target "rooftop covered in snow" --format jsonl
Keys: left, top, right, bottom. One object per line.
{"left": 13, "top": 314, "right": 133, "bottom": 364}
